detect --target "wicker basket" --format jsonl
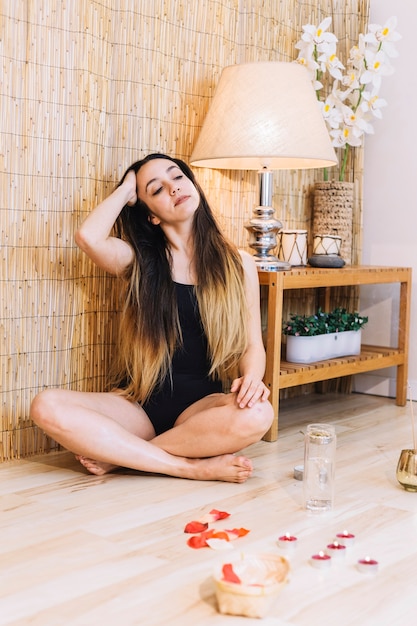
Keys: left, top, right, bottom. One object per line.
{"left": 313, "top": 181, "right": 354, "bottom": 264}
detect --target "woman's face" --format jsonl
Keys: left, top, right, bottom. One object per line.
{"left": 136, "top": 159, "right": 200, "bottom": 227}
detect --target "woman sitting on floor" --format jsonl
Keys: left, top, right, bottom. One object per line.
{"left": 30, "top": 153, "right": 274, "bottom": 483}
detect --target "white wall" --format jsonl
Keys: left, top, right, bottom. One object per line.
{"left": 354, "top": 0, "right": 417, "bottom": 398}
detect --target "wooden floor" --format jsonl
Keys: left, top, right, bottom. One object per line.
{"left": 1, "top": 392, "right": 416, "bottom": 625}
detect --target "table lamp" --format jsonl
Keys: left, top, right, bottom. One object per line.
{"left": 190, "top": 62, "right": 337, "bottom": 270}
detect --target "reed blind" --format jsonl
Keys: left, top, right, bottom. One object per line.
{"left": 0, "top": 0, "right": 369, "bottom": 461}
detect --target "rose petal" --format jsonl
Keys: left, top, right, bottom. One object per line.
{"left": 222, "top": 563, "right": 241, "bottom": 584}
{"left": 184, "top": 521, "right": 209, "bottom": 534}
{"left": 191, "top": 509, "right": 231, "bottom": 525}
{"left": 206, "top": 538, "right": 235, "bottom": 550}
{"left": 225, "top": 528, "right": 250, "bottom": 539}
{"left": 209, "top": 509, "right": 230, "bottom": 521}
{"left": 187, "top": 532, "right": 211, "bottom": 549}
{"left": 185, "top": 510, "right": 250, "bottom": 549}
{"left": 187, "top": 529, "right": 231, "bottom": 549}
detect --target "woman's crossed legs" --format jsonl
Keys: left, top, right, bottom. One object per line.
{"left": 30, "top": 389, "right": 273, "bottom": 483}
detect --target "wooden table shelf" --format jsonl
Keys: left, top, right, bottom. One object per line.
{"left": 259, "top": 265, "right": 412, "bottom": 441}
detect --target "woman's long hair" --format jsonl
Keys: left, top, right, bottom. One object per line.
{"left": 112, "top": 153, "right": 248, "bottom": 403}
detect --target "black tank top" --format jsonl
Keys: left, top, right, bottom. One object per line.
{"left": 171, "top": 282, "right": 211, "bottom": 375}
{"left": 142, "top": 282, "right": 223, "bottom": 434}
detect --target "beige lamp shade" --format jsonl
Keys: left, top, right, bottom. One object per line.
{"left": 190, "top": 62, "right": 337, "bottom": 170}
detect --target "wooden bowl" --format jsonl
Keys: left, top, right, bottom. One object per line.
{"left": 213, "top": 553, "right": 290, "bottom": 618}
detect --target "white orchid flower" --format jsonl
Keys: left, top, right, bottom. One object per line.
{"left": 341, "top": 105, "right": 360, "bottom": 130}
{"left": 361, "top": 49, "right": 394, "bottom": 90}
{"left": 317, "top": 52, "right": 345, "bottom": 80}
{"left": 363, "top": 16, "right": 401, "bottom": 58}
{"left": 342, "top": 69, "right": 361, "bottom": 90}
{"left": 294, "top": 39, "right": 314, "bottom": 58}
{"left": 360, "top": 90, "right": 387, "bottom": 119}
{"left": 349, "top": 35, "right": 367, "bottom": 67}
{"left": 319, "top": 97, "right": 343, "bottom": 129}
{"left": 295, "top": 54, "right": 319, "bottom": 81}
{"left": 317, "top": 40, "right": 337, "bottom": 58}
{"left": 330, "top": 125, "right": 363, "bottom": 148}
{"left": 353, "top": 110, "right": 374, "bottom": 135}
{"left": 331, "top": 106, "right": 373, "bottom": 148}
{"left": 300, "top": 17, "right": 338, "bottom": 49}
{"left": 329, "top": 81, "right": 350, "bottom": 104}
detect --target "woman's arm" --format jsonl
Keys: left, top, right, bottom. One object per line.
{"left": 230, "top": 250, "right": 270, "bottom": 408}
{"left": 75, "top": 170, "right": 137, "bottom": 275}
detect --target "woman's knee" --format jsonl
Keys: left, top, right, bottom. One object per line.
{"left": 232, "top": 400, "right": 274, "bottom": 441}
{"left": 250, "top": 400, "right": 274, "bottom": 437}
{"left": 30, "top": 388, "right": 66, "bottom": 430}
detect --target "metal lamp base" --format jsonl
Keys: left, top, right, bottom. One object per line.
{"left": 254, "top": 256, "right": 291, "bottom": 272}
{"left": 244, "top": 170, "right": 290, "bottom": 272}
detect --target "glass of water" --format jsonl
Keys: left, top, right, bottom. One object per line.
{"left": 303, "top": 423, "right": 336, "bottom": 512}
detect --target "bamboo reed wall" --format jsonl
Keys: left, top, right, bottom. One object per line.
{"left": 0, "top": 0, "right": 370, "bottom": 461}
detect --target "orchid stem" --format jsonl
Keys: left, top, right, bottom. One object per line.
{"left": 339, "top": 145, "right": 350, "bottom": 182}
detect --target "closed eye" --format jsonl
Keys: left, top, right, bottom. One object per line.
{"left": 151, "top": 174, "right": 183, "bottom": 195}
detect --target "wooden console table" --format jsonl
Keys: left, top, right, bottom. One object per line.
{"left": 259, "top": 265, "right": 412, "bottom": 441}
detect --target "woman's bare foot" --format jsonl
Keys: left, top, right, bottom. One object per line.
{"left": 75, "top": 455, "right": 118, "bottom": 476}
{"left": 75, "top": 452, "right": 252, "bottom": 483}
{"left": 185, "top": 454, "right": 253, "bottom": 483}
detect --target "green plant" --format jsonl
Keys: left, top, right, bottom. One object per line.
{"left": 282, "top": 307, "right": 368, "bottom": 337}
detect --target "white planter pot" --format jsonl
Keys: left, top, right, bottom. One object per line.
{"left": 286, "top": 330, "right": 361, "bottom": 364}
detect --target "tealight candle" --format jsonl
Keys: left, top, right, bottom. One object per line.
{"left": 326, "top": 541, "right": 347, "bottom": 558}
{"left": 335, "top": 530, "right": 355, "bottom": 547}
{"left": 293, "top": 464, "right": 304, "bottom": 481}
{"left": 310, "top": 551, "right": 331, "bottom": 569}
{"left": 357, "top": 557, "right": 379, "bottom": 574}
{"left": 278, "top": 533, "right": 298, "bottom": 549}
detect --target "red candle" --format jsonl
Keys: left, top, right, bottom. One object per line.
{"left": 357, "top": 557, "right": 379, "bottom": 574}
{"left": 335, "top": 530, "right": 355, "bottom": 547}
{"left": 326, "top": 541, "right": 347, "bottom": 558}
{"left": 278, "top": 533, "right": 298, "bottom": 549}
{"left": 310, "top": 551, "right": 331, "bottom": 569}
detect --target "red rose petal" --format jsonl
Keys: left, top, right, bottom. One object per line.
{"left": 185, "top": 509, "right": 250, "bottom": 549}
{"left": 211, "top": 530, "right": 230, "bottom": 541}
{"left": 184, "top": 521, "right": 209, "bottom": 534}
{"left": 226, "top": 527, "right": 250, "bottom": 539}
{"left": 187, "top": 528, "right": 231, "bottom": 549}
{"left": 187, "top": 534, "right": 209, "bottom": 549}
{"left": 209, "top": 509, "right": 230, "bottom": 521}
{"left": 222, "top": 563, "right": 241, "bottom": 584}
{"left": 186, "top": 529, "right": 214, "bottom": 548}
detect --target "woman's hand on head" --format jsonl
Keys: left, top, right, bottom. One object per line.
{"left": 123, "top": 169, "right": 138, "bottom": 206}
{"left": 230, "top": 376, "right": 270, "bottom": 409}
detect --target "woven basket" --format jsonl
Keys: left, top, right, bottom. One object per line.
{"left": 312, "top": 181, "right": 354, "bottom": 264}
